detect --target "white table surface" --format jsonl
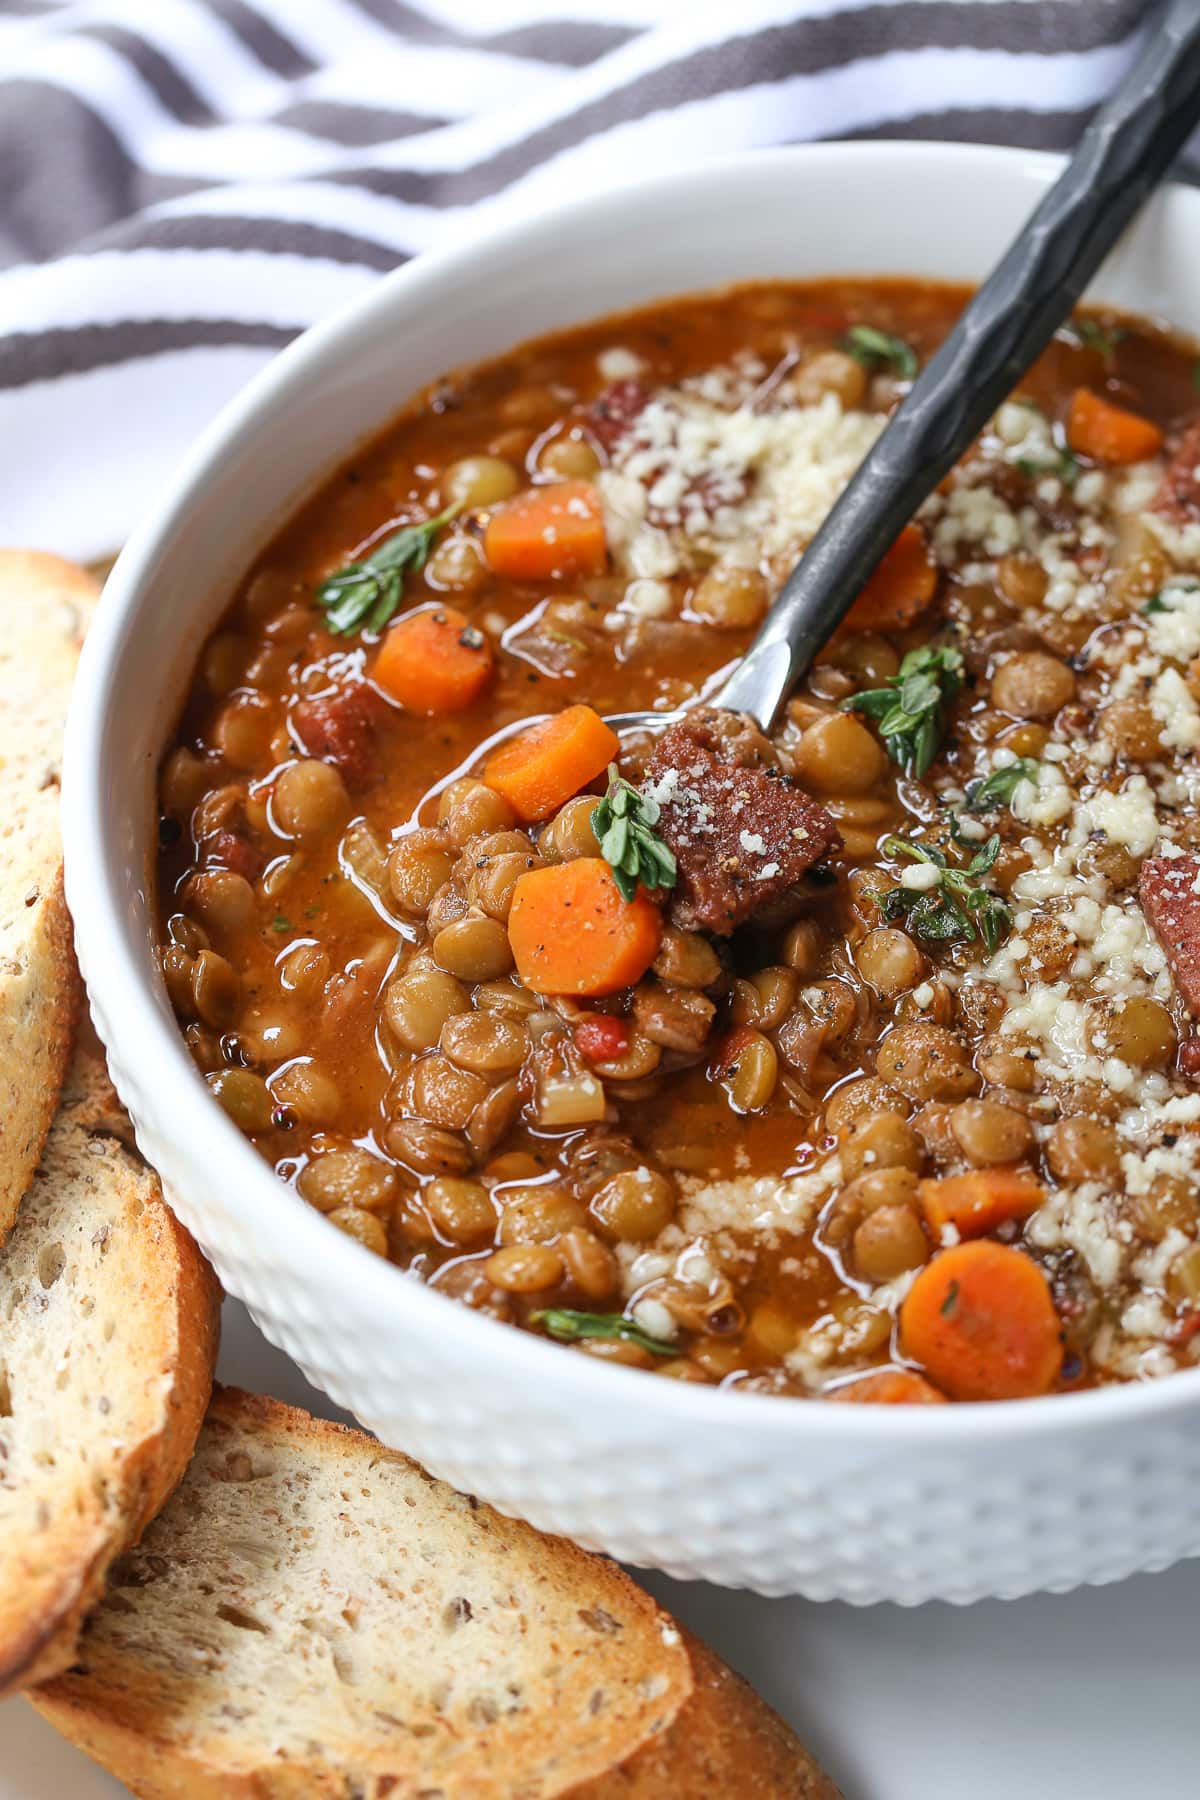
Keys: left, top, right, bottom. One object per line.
{"left": 3, "top": 1295, "right": 1195, "bottom": 1799}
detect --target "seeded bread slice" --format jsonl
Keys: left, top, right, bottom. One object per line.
{"left": 0, "top": 549, "right": 98, "bottom": 1242}
{"left": 31, "top": 1388, "right": 837, "bottom": 1799}
{"left": 0, "top": 1032, "right": 221, "bottom": 1695}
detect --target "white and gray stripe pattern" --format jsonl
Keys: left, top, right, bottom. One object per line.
{"left": 0, "top": 0, "right": 1162, "bottom": 556}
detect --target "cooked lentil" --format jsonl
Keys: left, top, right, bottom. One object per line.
{"left": 157, "top": 279, "right": 1200, "bottom": 1402}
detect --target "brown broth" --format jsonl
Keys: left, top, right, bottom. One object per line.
{"left": 156, "top": 278, "right": 1200, "bottom": 1402}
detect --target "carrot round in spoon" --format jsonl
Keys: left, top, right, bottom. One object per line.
{"left": 508, "top": 859, "right": 661, "bottom": 996}
{"left": 484, "top": 705, "right": 618, "bottom": 822}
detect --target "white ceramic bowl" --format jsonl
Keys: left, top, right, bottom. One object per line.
{"left": 64, "top": 143, "right": 1200, "bottom": 1605}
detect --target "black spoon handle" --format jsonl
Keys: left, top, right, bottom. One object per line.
{"left": 716, "top": 0, "right": 1200, "bottom": 728}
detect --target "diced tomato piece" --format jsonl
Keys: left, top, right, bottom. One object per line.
{"left": 207, "top": 829, "right": 262, "bottom": 882}
{"left": 291, "top": 686, "right": 377, "bottom": 788}
{"left": 574, "top": 1014, "right": 632, "bottom": 1064}
{"left": 588, "top": 379, "right": 651, "bottom": 452}
{"left": 709, "top": 1026, "right": 757, "bottom": 1078}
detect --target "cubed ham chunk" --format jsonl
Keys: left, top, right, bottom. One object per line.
{"left": 643, "top": 709, "right": 842, "bottom": 936}
{"left": 1140, "top": 851, "right": 1200, "bottom": 1014}
{"left": 291, "top": 685, "right": 377, "bottom": 789}
{"left": 588, "top": 379, "right": 651, "bottom": 453}
{"left": 1151, "top": 419, "right": 1200, "bottom": 524}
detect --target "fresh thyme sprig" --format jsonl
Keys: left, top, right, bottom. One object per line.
{"left": 317, "top": 502, "right": 461, "bottom": 636}
{"left": 878, "top": 834, "right": 1012, "bottom": 956}
{"left": 962, "top": 758, "right": 1040, "bottom": 813}
{"left": 841, "top": 644, "right": 965, "bottom": 779}
{"left": 592, "top": 767, "right": 677, "bottom": 903}
{"left": 531, "top": 1308, "right": 677, "bottom": 1356}
{"left": 1066, "top": 318, "right": 1126, "bottom": 360}
{"left": 842, "top": 324, "right": 918, "bottom": 381}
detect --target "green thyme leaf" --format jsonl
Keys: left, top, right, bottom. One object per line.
{"left": 965, "top": 834, "right": 1002, "bottom": 878}
{"left": 1016, "top": 448, "right": 1079, "bottom": 486}
{"left": 940, "top": 1279, "right": 960, "bottom": 1318}
{"left": 966, "top": 885, "right": 1011, "bottom": 956}
{"left": 880, "top": 835, "right": 946, "bottom": 871}
{"left": 842, "top": 645, "right": 965, "bottom": 779}
{"left": 271, "top": 916, "right": 292, "bottom": 933}
{"left": 878, "top": 832, "right": 1011, "bottom": 955}
{"left": 963, "top": 758, "right": 1039, "bottom": 813}
{"left": 592, "top": 767, "right": 677, "bottom": 903}
{"left": 531, "top": 1307, "right": 677, "bottom": 1357}
{"left": 879, "top": 886, "right": 968, "bottom": 944}
{"left": 1066, "top": 318, "right": 1126, "bottom": 359}
{"left": 317, "top": 501, "right": 461, "bottom": 636}
{"left": 843, "top": 324, "right": 918, "bottom": 381}
{"left": 1143, "top": 583, "right": 1200, "bottom": 616}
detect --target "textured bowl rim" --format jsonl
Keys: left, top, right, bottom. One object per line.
{"left": 63, "top": 138, "right": 1200, "bottom": 1446}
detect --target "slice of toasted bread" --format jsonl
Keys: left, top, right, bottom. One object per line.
{"left": 0, "top": 1031, "right": 221, "bottom": 1695}
{"left": 0, "top": 549, "right": 98, "bottom": 1241}
{"left": 31, "top": 1388, "right": 838, "bottom": 1799}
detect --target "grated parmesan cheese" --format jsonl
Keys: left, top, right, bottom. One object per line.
{"left": 677, "top": 1156, "right": 842, "bottom": 1238}
{"left": 599, "top": 387, "right": 884, "bottom": 577}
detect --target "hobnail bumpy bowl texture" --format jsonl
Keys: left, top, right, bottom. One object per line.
{"left": 66, "top": 144, "right": 1200, "bottom": 1605}
{"left": 85, "top": 968, "right": 1200, "bottom": 1603}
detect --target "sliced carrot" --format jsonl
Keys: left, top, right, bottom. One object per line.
{"left": 484, "top": 704, "right": 619, "bottom": 822}
{"left": 1066, "top": 388, "right": 1164, "bottom": 465}
{"left": 900, "top": 1241, "right": 1062, "bottom": 1402}
{"left": 373, "top": 605, "right": 493, "bottom": 713}
{"left": 829, "top": 1369, "right": 947, "bottom": 1406}
{"left": 508, "top": 858, "right": 662, "bottom": 997}
{"left": 842, "top": 523, "right": 937, "bottom": 633}
{"left": 918, "top": 1168, "right": 1044, "bottom": 1241}
{"left": 483, "top": 479, "right": 607, "bottom": 581}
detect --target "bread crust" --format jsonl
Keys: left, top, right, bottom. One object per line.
{"left": 572, "top": 1633, "right": 841, "bottom": 1798}
{"left": 0, "top": 1034, "right": 221, "bottom": 1695}
{"left": 0, "top": 549, "right": 98, "bottom": 1242}
{"left": 31, "top": 1389, "right": 837, "bottom": 1799}
{"left": 0, "top": 858, "right": 80, "bottom": 1244}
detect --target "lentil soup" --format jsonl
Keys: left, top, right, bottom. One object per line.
{"left": 157, "top": 279, "right": 1200, "bottom": 1402}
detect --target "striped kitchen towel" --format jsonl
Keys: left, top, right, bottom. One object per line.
{"left": 0, "top": 0, "right": 1160, "bottom": 558}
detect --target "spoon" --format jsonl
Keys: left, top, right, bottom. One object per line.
{"left": 606, "top": 0, "right": 1200, "bottom": 738}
